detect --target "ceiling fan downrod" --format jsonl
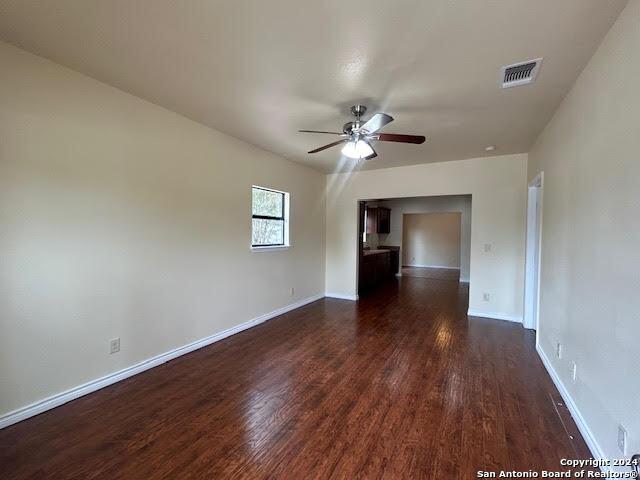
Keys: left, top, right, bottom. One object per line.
{"left": 344, "top": 104, "right": 367, "bottom": 134}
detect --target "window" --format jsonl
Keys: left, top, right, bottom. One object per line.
{"left": 251, "top": 186, "right": 289, "bottom": 248}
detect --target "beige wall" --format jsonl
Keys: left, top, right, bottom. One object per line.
{"left": 528, "top": 0, "right": 640, "bottom": 464}
{"left": 402, "top": 213, "right": 461, "bottom": 269}
{"left": 325, "top": 153, "right": 527, "bottom": 318}
{"left": 376, "top": 195, "right": 472, "bottom": 281}
{"left": 0, "top": 42, "right": 326, "bottom": 418}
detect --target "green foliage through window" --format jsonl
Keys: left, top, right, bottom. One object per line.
{"left": 252, "top": 187, "right": 287, "bottom": 246}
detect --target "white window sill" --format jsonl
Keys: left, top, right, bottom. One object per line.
{"left": 251, "top": 245, "right": 291, "bottom": 252}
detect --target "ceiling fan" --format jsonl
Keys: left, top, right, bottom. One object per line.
{"left": 299, "top": 105, "right": 426, "bottom": 160}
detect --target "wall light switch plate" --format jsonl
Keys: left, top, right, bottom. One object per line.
{"left": 483, "top": 293, "right": 490, "bottom": 302}
{"left": 556, "top": 342, "right": 562, "bottom": 359}
{"left": 109, "top": 338, "right": 120, "bottom": 355}
{"left": 484, "top": 243, "right": 492, "bottom": 252}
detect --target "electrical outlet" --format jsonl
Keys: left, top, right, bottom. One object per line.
{"left": 109, "top": 338, "right": 120, "bottom": 355}
{"left": 290, "top": 287, "right": 295, "bottom": 296}
{"left": 571, "top": 361, "right": 577, "bottom": 382}
{"left": 618, "top": 425, "right": 627, "bottom": 455}
{"left": 556, "top": 342, "right": 562, "bottom": 359}
{"left": 483, "top": 293, "right": 490, "bottom": 302}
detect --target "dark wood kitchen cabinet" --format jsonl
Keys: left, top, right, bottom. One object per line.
{"left": 359, "top": 248, "right": 399, "bottom": 294}
{"left": 379, "top": 246, "right": 400, "bottom": 276}
{"left": 360, "top": 251, "right": 391, "bottom": 293}
{"left": 366, "top": 207, "right": 391, "bottom": 234}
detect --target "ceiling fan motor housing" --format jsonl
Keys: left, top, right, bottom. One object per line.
{"left": 350, "top": 104, "right": 367, "bottom": 117}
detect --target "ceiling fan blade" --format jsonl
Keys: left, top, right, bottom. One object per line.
{"left": 308, "top": 139, "right": 347, "bottom": 154}
{"left": 299, "top": 129, "right": 344, "bottom": 135}
{"left": 359, "top": 113, "right": 394, "bottom": 134}
{"left": 376, "top": 133, "right": 426, "bottom": 144}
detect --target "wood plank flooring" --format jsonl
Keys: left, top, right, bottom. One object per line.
{"left": 402, "top": 266, "right": 461, "bottom": 281}
{"left": 0, "top": 276, "right": 592, "bottom": 479}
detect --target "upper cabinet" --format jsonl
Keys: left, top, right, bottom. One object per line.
{"left": 366, "top": 207, "right": 391, "bottom": 234}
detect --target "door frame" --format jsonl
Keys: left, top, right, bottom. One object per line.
{"left": 356, "top": 201, "right": 366, "bottom": 296}
{"left": 524, "top": 172, "right": 544, "bottom": 333}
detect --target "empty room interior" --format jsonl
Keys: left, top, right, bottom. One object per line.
{"left": 0, "top": 1, "right": 639, "bottom": 478}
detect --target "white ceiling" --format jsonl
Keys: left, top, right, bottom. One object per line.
{"left": 0, "top": 0, "right": 627, "bottom": 172}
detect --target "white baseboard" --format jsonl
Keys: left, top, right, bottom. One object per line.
{"left": 403, "top": 264, "right": 460, "bottom": 270}
{"left": 467, "top": 309, "right": 522, "bottom": 323}
{"left": 459, "top": 277, "right": 470, "bottom": 283}
{"left": 0, "top": 293, "right": 324, "bottom": 430}
{"left": 325, "top": 292, "right": 358, "bottom": 301}
{"left": 536, "top": 344, "right": 608, "bottom": 472}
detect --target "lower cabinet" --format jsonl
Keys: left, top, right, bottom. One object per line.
{"left": 359, "top": 250, "right": 399, "bottom": 294}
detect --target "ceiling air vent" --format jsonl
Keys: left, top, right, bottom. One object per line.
{"left": 500, "top": 58, "right": 542, "bottom": 88}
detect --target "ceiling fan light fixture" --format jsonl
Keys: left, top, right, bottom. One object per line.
{"left": 301, "top": 105, "right": 425, "bottom": 158}
{"left": 341, "top": 140, "right": 374, "bottom": 159}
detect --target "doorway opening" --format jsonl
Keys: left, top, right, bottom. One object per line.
{"left": 524, "top": 173, "right": 544, "bottom": 331}
{"left": 357, "top": 195, "right": 472, "bottom": 296}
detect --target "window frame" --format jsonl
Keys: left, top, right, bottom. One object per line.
{"left": 251, "top": 185, "right": 290, "bottom": 250}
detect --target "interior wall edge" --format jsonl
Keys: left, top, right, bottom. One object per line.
{"left": 324, "top": 293, "right": 359, "bottom": 301}
{"left": 466, "top": 310, "right": 523, "bottom": 323}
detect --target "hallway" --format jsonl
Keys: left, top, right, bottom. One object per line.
{"left": 0, "top": 277, "right": 591, "bottom": 479}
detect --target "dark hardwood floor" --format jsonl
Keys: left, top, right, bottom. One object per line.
{"left": 0, "top": 277, "right": 591, "bottom": 479}
{"left": 402, "top": 266, "right": 461, "bottom": 281}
